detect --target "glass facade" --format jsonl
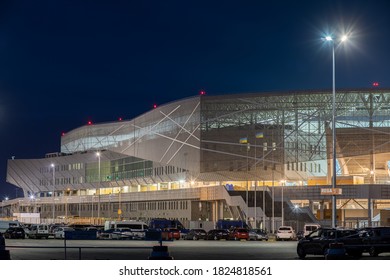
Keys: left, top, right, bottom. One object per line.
{"left": 85, "top": 156, "right": 154, "bottom": 183}
{"left": 200, "top": 89, "right": 390, "bottom": 184}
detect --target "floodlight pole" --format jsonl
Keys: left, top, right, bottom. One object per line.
{"left": 330, "top": 39, "right": 337, "bottom": 228}
{"left": 246, "top": 142, "right": 250, "bottom": 225}
{"left": 51, "top": 164, "right": 55, "bottom": 221}
{"left": 97, "top": 152, "right": 101, "bottom": 220}
{"left": 326, "top": 34, "right": 348, "bottom": 228}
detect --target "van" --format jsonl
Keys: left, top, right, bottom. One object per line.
{"left": 215, "top": 219, "right": 248, "bottom": 230}
{"left": 104, "top": 220, "right": 149, "bottom": 239}
{"left": 26, "top": 224, "right": 50, "bottom": 239}
{"left": 303, "top": 223, "right": 321, "bottom": 237}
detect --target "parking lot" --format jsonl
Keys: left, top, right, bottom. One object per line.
{"left": 4, "top": 238, "right": 390, "bottom": 260}
{"left": 5, "top": 238, "right": 296, "bottom": 260}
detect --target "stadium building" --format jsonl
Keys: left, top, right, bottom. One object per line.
{"left": 4, "top": 89, "right": 390, "bottom": 231}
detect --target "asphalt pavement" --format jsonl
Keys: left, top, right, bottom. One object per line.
{"left": 4, "top": 238, "right": 390, "bottom": 260}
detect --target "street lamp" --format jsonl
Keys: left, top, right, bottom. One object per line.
{"left": 280, "top": 180, "right": 286, "bottom": 226}
{"left": 2, "top": 197, "right": 9, "bottom": 218}
{"left": 65, "top": 197, "right": 72, "bottom": 221}
{"left": 239, "top": 137, "right": 250, "bottom": 225}
{"left": 109, "top": 194, "right": 113, "bottom": 219}
{"left": 96, "top": 151, "right": 101, "bottom": 220}
{"left": 79, "top": 196, "right": 82, "bottom": 218}
{"left": 91, "top": 195, "right": 95, "bottom": 220}
{"left": 263, "top": 142, "right": 267, "bottom": 230}
{"left": 294, "top": 204, "right": 300, "bottom": 231}
{"left": 272, "top": 142, "right": 276, "bottom": 233}
{"left": 325, "top": 34, "right": 348, "bottom": 228}
{"left": 29, "top": 194, "right": 35, "bottom": 213}
{"left": 51, "top": 163, "right": 55, "bottom": 221}
{"left": 246, "top": 142, "right": 250, "bottom": 226}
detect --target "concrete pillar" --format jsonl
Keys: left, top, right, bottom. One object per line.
{"left": 211, "top": 201, "right": 216, "bottom": 222}
{"left": 368, "top": 197, "right": 372, "bottom": 227}
{"left": 309, "top": 200, "right": 314, "bottom": 213}
{"left": 319, "top": 200, "right": 325, "bottom": 220}
{"left": 219, "top": 201, "right": 224, "bottom": 220}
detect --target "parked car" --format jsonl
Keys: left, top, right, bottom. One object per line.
{"left": 185, "top": 229, "right": 207, "bottom": 240}
{"left": 206, "top": 229, "right": 229, "bottom": 240}
{"left": 276, "top": 226, "right": 296, "bottom": 241}
{"left": 229, "top": 228, "right": 249, "bottom": 240}
{"left": 27, "top": 224, "right": 50, "bottom": 239}
{"left": 360, "top": 226, "right": 390, "bottom": 257}
{"left": 84, "top": 226, "right": 103, "bottom": 239}
{"left": 163, "top": 228, "right": 181, "bottom": 240}
{"left": 296, "top": 228, "right": 363, "bottom": 259}
{"left": 4, "top": 227, "right": 25, "bottom": 239}
{"left": 98, "top": 228, "right": 116, "bottom": 239}
{"left": 49, "top": 223, "right": 65, "bottom": 236}
{"left": 303, "top": 223, "right": 321, "bottom": 236}
{"left": 248, "top": 229, "right": 268, "bottom": 241}
{"left": 54, "top": 227, "right": 75, "bottom": 239}
{"left": 111, "top": 228, "right": 133, "bottom": 240}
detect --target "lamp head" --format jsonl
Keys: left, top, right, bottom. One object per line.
{"left": 325, "top": 36, "right": 333, "bottom": 41}
{"left": 341, "top": 35, "right": 348, "bottom": 42}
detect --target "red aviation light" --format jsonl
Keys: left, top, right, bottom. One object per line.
{"left": 199, "top": 90, "right": 206, "bottom": 95}
{"left": 87, "top": 121, "right": 93, "bottom": 125}
{"left": 61, "top": 132, "right": 66, "bottom": 136}
{"left": 373, "top": 82, "right": 379, "bottom": 87}
{"left": 153, "top": 104, "right": 157, "bottom": 109}
{"left": 118, "top": 117, "right": 123, "bottom": 121}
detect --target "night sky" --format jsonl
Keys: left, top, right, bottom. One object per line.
{"left": 1, "top": 0, "right": 389, "bottom": 199}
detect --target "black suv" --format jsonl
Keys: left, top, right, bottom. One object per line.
{"left": 185, "top": 229, "right": 207, "bottom": 240}
{"left": 297, "top": 228, "right": 363, "bottom": 259}
{"left": 4, "top": 227, "right": 26, "bottom": 239}
{"left": 360, "top": 227, "right": 390, "bottom": 257}
{"left": 206, "top": 229, "right": 229, "bottom": 240}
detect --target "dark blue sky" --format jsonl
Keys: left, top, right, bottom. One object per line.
{"left": 1, "top": 0, "right": 390, "bottom": 198}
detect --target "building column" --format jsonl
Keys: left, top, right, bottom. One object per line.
{"left": 309, "top": 200, "right": 314, "bottom": 213}
{"left": 219, "top": 201, "right": 224, "bottom": 220}
{"left": 319, "top": 200, "right": 325, "bottom": 220}
{"left": 211, "top": 201, "right": 217, "bottom": 222}
{"left": 368, "top": 197, "right": 373, "bottom": 227}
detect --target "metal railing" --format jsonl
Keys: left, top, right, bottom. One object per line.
{"left": 5, "top": 244, "right": 154, "bottom": 260}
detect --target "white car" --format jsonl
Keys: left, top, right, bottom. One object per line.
{"left": 303, "top": 223, "right": 321, "bottom": 237}
{"left": 111, "top": 228, "right": 133, "bottom": 240}
{"left": 276, "top": 226, "right": 296, "bottom": 241}
{"left": 54, "top": 227, "right": 75, "bottom": 239}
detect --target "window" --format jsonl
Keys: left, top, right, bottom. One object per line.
{"left": 309, "top": 229, "right": 321, "bottom": 238}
